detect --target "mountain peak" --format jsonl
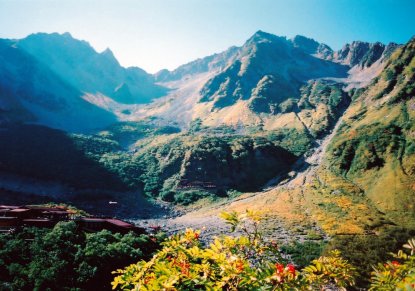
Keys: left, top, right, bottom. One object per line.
{"left": 290, "top": 35, "right": 333, "bottom": 57}
{"left": 62, "top": 32, "right": 73, "bottom": 38}
{"left": 248, "top": 30, "right": 281, "bottom": 43}
{"left": 101, "top": 47, "right": 114, "bottom": 57}
{"left": 253, "top": 30, "right": 270, "bottom": 37}
{"left": 291, "top": 35, "right": 318, "bottom": 45}
{"left": 291, "top": 35, "right": 319, "bottom": 53}
{"left": 27, "top": 32, "right": 74, "bottom": 40}
{"left": 334, "top": 40, "right": 395, "bottom": 67}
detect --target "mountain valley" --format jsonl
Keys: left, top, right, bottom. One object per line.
{"left": 0, "top": 31, "right": 414, "bottom": 244}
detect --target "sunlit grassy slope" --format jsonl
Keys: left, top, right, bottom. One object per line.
{"left": 316, "top": 37, "right": 415, "bottom": 232}
{"left": 212, "top": 37, "right": 415, "bottom": 236}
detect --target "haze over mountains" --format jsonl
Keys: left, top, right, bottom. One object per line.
{"left": 0, "top": 32, "right": 167, "bottom": 131}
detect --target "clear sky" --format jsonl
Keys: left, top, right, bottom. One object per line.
{"left": 1, "top": 0, "right": 414, "bottom": 73}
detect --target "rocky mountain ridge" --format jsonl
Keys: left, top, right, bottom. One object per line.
{"left": 137, "top": 31, "right": 397, "bottom": 134}
{"left": 0, "top": 33, "right": 167, "bottom": 132}
{"left": 0, "top": 31, "right": 399, "bottom": 133}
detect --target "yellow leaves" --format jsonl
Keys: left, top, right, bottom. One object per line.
{"left": 302, "top": 250, "right": 356, "bottom": 288}
{"left": 219, "top": 211, "right": 239, "bottom": 232}
{"left": 113, "top": 211, "right": 388, "bottom": 290}
{"left": 111, "top": 276, "right": 122, "bottom": 290}
{"left": 334, "top": 196, "right": 353, "bottom": 209}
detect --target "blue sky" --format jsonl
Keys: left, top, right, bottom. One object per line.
{"left": 1, "top": 0, "right": 414, "bottom": 73}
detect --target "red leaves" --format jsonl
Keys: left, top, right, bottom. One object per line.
{"left": 287, "top": 264, "right": 296, "bottom": 276}
{"left": 275, "top": 263, "right": 296, "bottom": 275}
{"left": 235, "top": 260, "right": 244, "bottom": 273}
{"left": 194, "top": 232, "right": 200, "bottom": 240}
{"left": 274, "top": 263, "right": 296, "bottom": 284}
{"left": 170, "top": 257, "right": 191, "bottom": 277}
{"left": 275, "top": 263, "right": 284, "bottom": 274}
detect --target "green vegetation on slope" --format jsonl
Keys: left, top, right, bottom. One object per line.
{"left": 298, "top": 80, "right": 351, "bottom": 137}
{"left": 0, "top": 221, "right": 163, "bottom": 290}
{"left": 0, "top": 121, "right": 310, "bottom": 205}
{"left": 0, "top": 124, "right": 127, "bottom": 190}
{"left": 134, "top": 134, "right": 297, "bottom": 203}
{"left": 311, "top": 37, "right": 415, "bottom": 234}
{"left": 327, "top": 40, "right": 415, "bottom": 227}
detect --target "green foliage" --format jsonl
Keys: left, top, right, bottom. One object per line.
{"left": 101, "top": 121, "right": 180, "bottom": 147}
{"left": 379, "top": 40, "right": 415, "bottom": 104}
{"left": 306, "top": 230, "right": 324, "bottom": 240}
{"left": 0, "top": 124, "right": 127, "bottom": 190}
{"left": 280, "top": 241, "right": 326, "bottom": 268}
{"left": 267, "top": 128, "right": 313, "bottom": 156}
{"left": 135, "top": 135, "right": 297, "bottom": 202}
{"left": 188, "top": 118, "right": 205, "bottom": 133}
{"left": 370, "top": 238, "right": 415, "bottom": 290}
{"left": 0, "top": 119, "right": 304, "bottom": 205}
{"left": 112, "top": 211, "right": 356, "bottom": 290}
{"left": 173, "top": 189, "right": 214, "bottom": 206}
{"left": 298, "top": 80, "right": 351, "bottom": 137}
{"left": 328, "top": 123, "right": 406, "bottom": 176}
{"left": 325, "top": 228, "right": 415, "bottom": 287}
{"left": 302, "top": 249, "right": 357, "bottom": 289}
{"left": 0, "top": 222, "right": 163, "bottom": 290}
{"left": 71, "top": 133, "right": 120, "bottom": 156}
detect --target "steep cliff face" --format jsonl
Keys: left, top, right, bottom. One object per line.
{"left": 199, "top": 31, "right": 348, "bottom": 113}
{"left": 290, "top": 35, "right": 333, "bottom": 59}
{"left": 0, "top": 33, "right": 172, "bottom": 132}
{"left": 0, "top": 39, "right": 115, "bottom": 132}
{"left": 140, "top": 32, "right": 398, "bottom": 134}
{"left": 330, "top": 41, "right": 399, "bottom": 68}
{"left": 17, "top": 32, "right": 168, "bottom": 104}
{"left": 321, "top": 37, "right": 415, "bottom": 228}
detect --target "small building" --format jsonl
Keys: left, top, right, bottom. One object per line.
{"left": 0, "top": 209, "right": 11, "bottom": 216}
{"left": 21, "top": 219, "right": 55, "bottom": 228}
{"left": 8, "top": 208, "right": 33, "bottom": 218}
{"left": 0, "top": 205, "right": 147, "bottom": 235}
{"left": 76, "top": 217, "right": 146, "bottom": 234}
{"left": 0, "top": 217, "right": 19, "bottom": 230}
{"left": 40, "top": 210, "right": 70, "bottom": 221}
{"left": 177, "top": 179, "right": 217, "bottom": 191}
{"left": 105, "top": 219, "right": 146, "bottom": 234}
{"left": 76, "top": 217, "right": 107, "bottom": 232}
{"left": 0, "top": 205, "right": 20, "bottom": 210}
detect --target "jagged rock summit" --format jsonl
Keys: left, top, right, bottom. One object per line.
{"left": 0, "top": 30, "right": 402, "bottom": 132}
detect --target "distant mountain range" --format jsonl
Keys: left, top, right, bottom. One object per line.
{"left": 0, "top": 31, "right": 399, "bottom": 132}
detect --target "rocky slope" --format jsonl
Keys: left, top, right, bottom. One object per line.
{"left": 0, "top": 39, "right": 115, "bottom": 132}
{"left": 134, "top": 35, "right": 415, "bottom": 239}
{"left": 136, "top": 31, "right": 397, "bottom": 136}
{"left": 0, "top": 33, "right": 168, "bottom": 132}
{"left": 0, "top": 31, "right": 397, "bottom": 134}
{"left": 320, "top": 36, "right": 415, "bottom": 228}
{"left": 16, "top": 33, "right": 168, "bottom": 104}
